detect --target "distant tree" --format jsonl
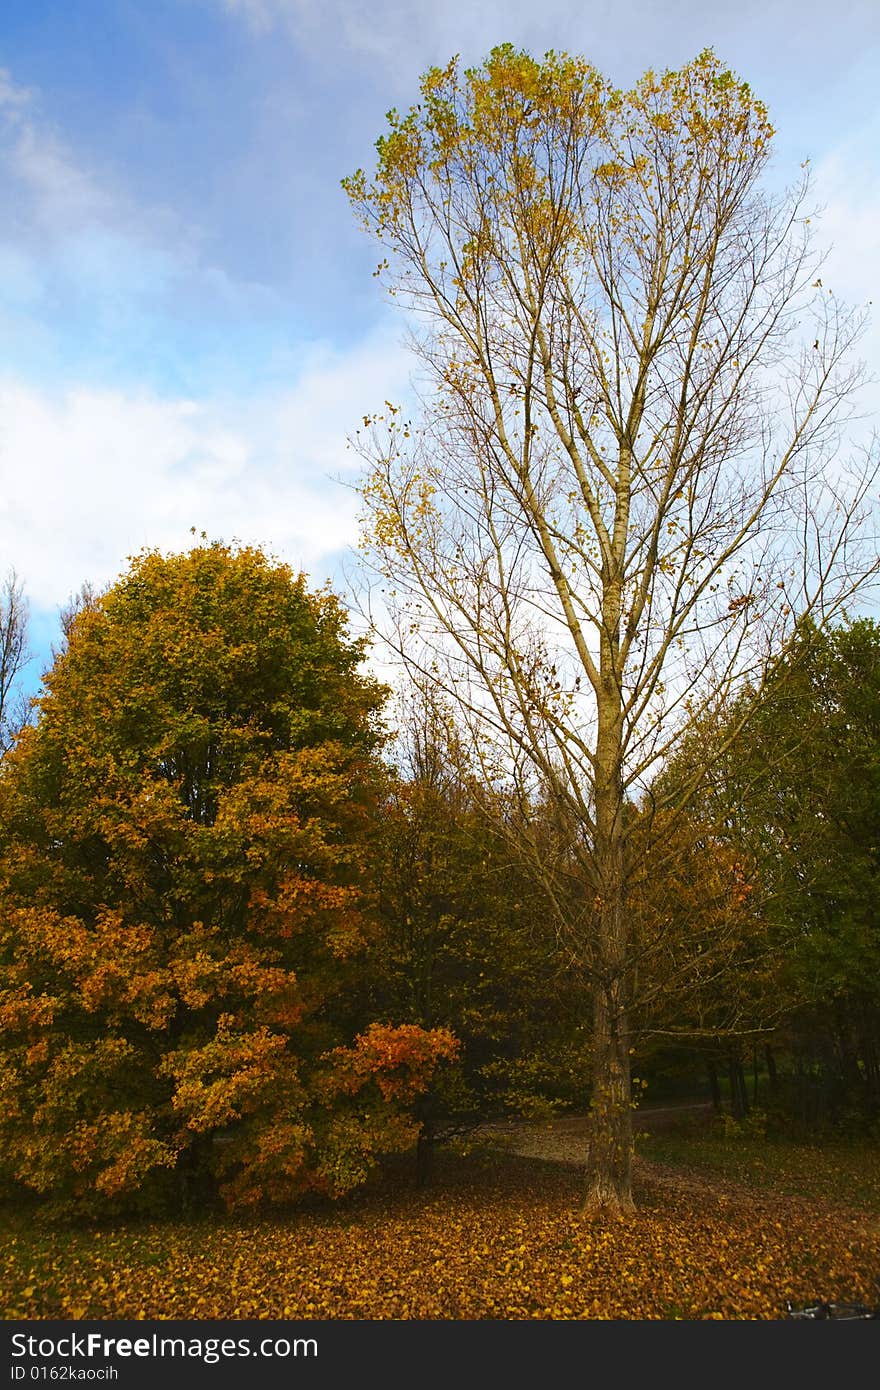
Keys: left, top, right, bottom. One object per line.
{"left": 626, "top": 805, "right": 781, "bottom": 1116}
{"left": 652, "top": 617, "right": 880, "bottom": 1128}
{"left": 345, "top": 45, "right": 879, "bottom": 1210}
{"left": 54, "top": 580, "right": 102, "bottom": 657}
{"left": 0, "top": 569, "right": 31, "bottom": 755}
{"left": 372, "top": 687, "right": 589, "bottom": 1184}
{"left": 714, "top": 620, "right": 880, "bottom": 1125}
{"left": 0, "top": 543, "right": 456, "bottom": 1217}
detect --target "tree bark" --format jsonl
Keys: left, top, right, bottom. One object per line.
{"left": 728, "top": 1048, "right": 749, "bottom": 1119}
{"left": 416, "top": 1118, "right": 435, "bottom": 1189}
{"left": 707, "top": 1060, "right": 722, "bottom": 1112}
{"left": 583, "top": 682, "right": 634, "bottom": 1214}
{"left": 584, "top": 969, "right": 634, "bottom": 1212}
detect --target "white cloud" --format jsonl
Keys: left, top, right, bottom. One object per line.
{"left": 0, "top": 58, "right": 275, "bottom": 334}
{"left": 0, "top": 322, "right": 413, "bottom": 612}
{"left": 11, "top": 120, "right": 115, "bottom": 231}
{"left": 219, "top": 0, "right": 595, "bottom": 81}
{"left": 0, "top": 66, "right": 132, "bottom": 238}
{"left": 0, "top": 57, "right": 421, "bottom": 639}
{"left": 217, "top": 0, "right": 880, "bottom": 100}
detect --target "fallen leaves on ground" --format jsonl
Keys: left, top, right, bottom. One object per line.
{"left": 2, "top": 1151, "right": 877, "bottom": 1320}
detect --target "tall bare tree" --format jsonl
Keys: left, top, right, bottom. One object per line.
{"left": 0, "top": 569, "right": 31, "bottom": 755}
{"left": 344, "top": 46, "right": 880, "bottom": 1211}
{"left": 52, "top": 580, "right": 101, "bottom": 660}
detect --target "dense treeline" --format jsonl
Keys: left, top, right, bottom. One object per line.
{"left": 659, "top": 619, "right": 880, "bottom": 1133}
{"left": 0, "top": 545, "right": 877, "bottom": 1219}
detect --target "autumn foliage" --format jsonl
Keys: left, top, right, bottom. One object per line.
{"left": 0, "top": 543, "right": 457, "bottom": 1216}
{"left": 2, "top": 1142, "right": 877, "bottom": 1319}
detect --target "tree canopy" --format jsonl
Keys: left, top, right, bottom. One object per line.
{"left": 0, "top": 543, "right": 456, "bottom": 1217}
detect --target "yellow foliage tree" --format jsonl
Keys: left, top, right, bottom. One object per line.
{"left": 344, "top": 46, "right": 879, "bottom": 1211}
{"left": 0, "top": 542, "right": 457, "bottom": 1217}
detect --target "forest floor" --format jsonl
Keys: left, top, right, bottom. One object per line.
{"left": 2, "top": 1111, "right": 878, "bottom": 1320}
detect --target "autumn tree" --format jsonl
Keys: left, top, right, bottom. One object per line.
{"left": 0, "top": 543, "right": 456, "bottom": 1217}
{"left": 344, "top": 46, "right": 880, "bottom": 1210}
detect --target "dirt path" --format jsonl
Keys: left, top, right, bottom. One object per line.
{"left": 479, "top": 1101, "right": 714, "bottom": 1166}
{"left": 478, "top": 1103, "right": 880, "bottom": 1240}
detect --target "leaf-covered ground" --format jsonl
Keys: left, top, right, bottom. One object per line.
{"left": 2, "top": 1144, "right": 878, "bottom": 1320}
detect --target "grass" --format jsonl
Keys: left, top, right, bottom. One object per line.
{"left": 2, "top": 1135, "right": 878, "bottom": 1321}
{"left": 639, "top": 1127, "right": 880, "bottom": 1213}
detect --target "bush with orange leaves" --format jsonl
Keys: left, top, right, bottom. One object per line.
{"left": 0, "top": 543, "right": 457, "bottom": 1218}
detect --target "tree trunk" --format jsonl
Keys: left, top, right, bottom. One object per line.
{"left": 728, "top": 1048, "right": 749, "bottom": 1119}
{"left": 416, "top": 1119, "right": 435, "bottom": 1189}
{"left": 583, "top": 682, "right": 634, "bottom": 1214}
{"left": 707, "top": 1059, "right": 722, "bottom": 1111}
{"left": 584, "top": 970, "right": 634, "bottom": 1213}
{"left": 860, "top": 1028, "right": 879, "bottom": 1102}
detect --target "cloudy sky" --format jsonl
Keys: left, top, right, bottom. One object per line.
{"left": 1, "top": 0, "right": 878, "bottom": 684}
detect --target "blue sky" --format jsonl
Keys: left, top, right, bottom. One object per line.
{"left": 1, "top": 0, "right": 879, "bottom": 686}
